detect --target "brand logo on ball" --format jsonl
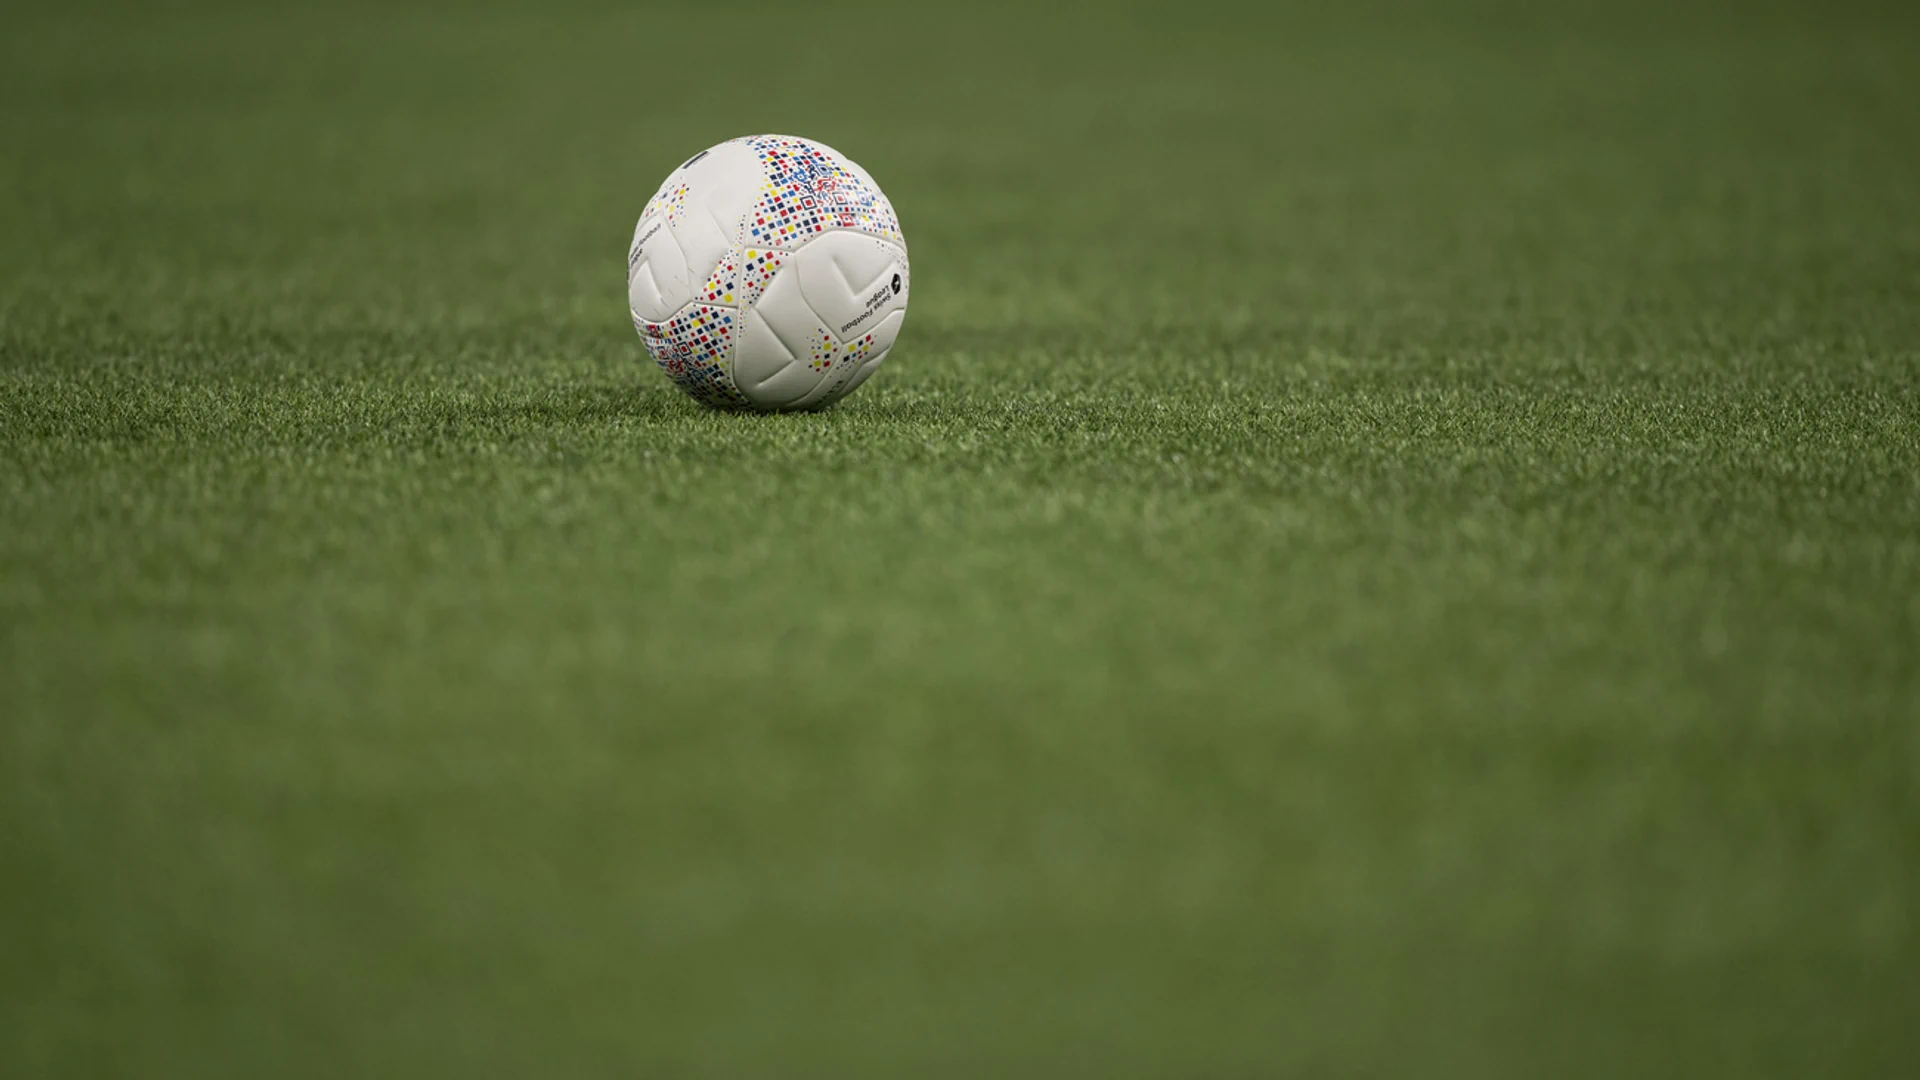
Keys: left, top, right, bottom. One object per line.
{"left": 891, "top": 274, "right": 902, "bottom": 295}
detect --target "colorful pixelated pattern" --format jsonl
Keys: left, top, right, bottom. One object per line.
{"left": 697, "top": 247, "right": 786, "bottom": 309}
{"left": 637, "top": 304, "right": 747, "bottom": 409}
{"left": 641, "top": 182, "right": 690, "bottom": 226}
{"left": 842, "top": 331, "right": 879, "bottom": 368}
{"left": 734, "top": 134, "right": 905, "bottom": 249}
{"left": 806, "top": 328, "right": 840, "bottom": 373}
{"left": 630, "top": 134, "right": 907, "bottom": 410}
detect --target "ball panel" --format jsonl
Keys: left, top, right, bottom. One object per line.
{"left": 627, "top": 215, "right": 689, "bottom": 323}
{"left": 735, "top": 312, "right": 824, "bottom": 408}
{"left": 732, "top": 263, "right": 832, "bottom": 409}
{"left": 792, "top": 233, "right": 908, "bottom": 346}
{"left": 666, "top": 205, "right": 733, "bottom": 298}
{"left": 789, "top": 308, "right": 905, "bottom": 410}
{"left": 661, "top": 147, "right": 760, "bottom": 293}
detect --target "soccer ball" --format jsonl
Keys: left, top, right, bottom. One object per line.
{"left": 626, "top": 135, "right": 910, "bottom": 411}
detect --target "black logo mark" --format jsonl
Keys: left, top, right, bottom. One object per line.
{"left": 891, "top": 273, "right": 902, "bottom": 295}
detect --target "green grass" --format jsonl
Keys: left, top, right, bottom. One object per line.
{"left": 3, "top": 0, "right": 1918, "bottom": 1075}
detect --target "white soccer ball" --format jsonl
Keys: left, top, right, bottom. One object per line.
{"left": 626, "top": 135, "right": 910, "bottom": 411}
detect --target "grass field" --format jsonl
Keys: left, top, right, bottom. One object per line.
{"left": 3, "top": 0, "right": 1918, "bottom": 1075}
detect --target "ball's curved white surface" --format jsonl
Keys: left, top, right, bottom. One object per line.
{"left": 627, "top": 135, "right": 909, "bottom": 410}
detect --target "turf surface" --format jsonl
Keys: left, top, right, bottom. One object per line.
{"left": 3, "top": 0, "right": 1918, "bottom": 1075}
